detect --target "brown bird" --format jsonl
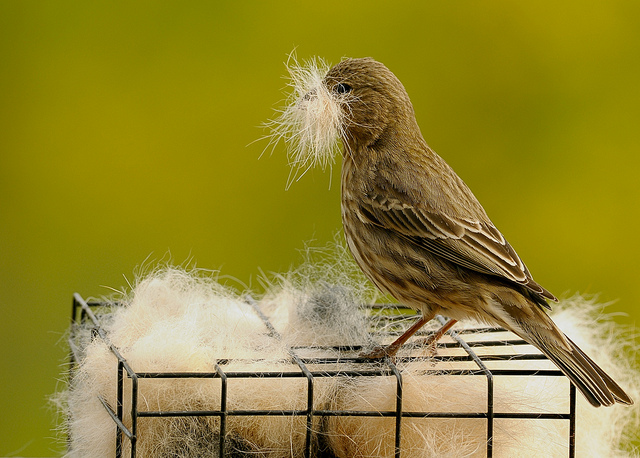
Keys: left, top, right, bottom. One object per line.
{"left": 272, "top": 56, "right": 632, "bottom": 407}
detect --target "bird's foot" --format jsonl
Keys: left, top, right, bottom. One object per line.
{"left": 411, "top": 334, "right": 440, "bottom": 357}
{"left": 412, "top": 318, "right": 457, "bottom": 357}
{"left": 359, "top": 344, "right": 400, "bottom": 361}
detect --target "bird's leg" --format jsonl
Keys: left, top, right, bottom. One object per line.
{"left": 360, "top": 313, "right": 435, "bottom": 359}
{"left": 413, "top": 318, "right": 458, "bottom": 355}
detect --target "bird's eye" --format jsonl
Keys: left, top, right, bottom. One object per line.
{"left": 334, "top": 83, "right": 352, "bottom": 94}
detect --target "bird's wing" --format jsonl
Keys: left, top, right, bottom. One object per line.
{"left": 360, "top": 194, "right": 557, "bottom": 302}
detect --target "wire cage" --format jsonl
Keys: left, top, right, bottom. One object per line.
{"left": 68, "top": 292, "right": 576, "bottom": 458}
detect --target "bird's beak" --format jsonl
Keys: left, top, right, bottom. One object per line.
{"left": 299, "top": 88, "right": 317, "bottom": 105}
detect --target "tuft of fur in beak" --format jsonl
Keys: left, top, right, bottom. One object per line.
{"left": 266, "top": 55, "right": 352, "bottom": 188}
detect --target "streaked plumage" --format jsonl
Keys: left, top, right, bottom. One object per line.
{"left": 275, "top": 56, "right": 633, "bottom": 407}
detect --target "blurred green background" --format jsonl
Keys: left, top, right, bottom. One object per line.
{"left": 1, "top": 1, "right": 639, "bottom": 455}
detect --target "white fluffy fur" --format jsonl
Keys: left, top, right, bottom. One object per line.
{"left": 260, "top": 242, "right": 381, "bottom": 350}
{"left": 265, "top": 55, "right": 349, "bottom": 188}
{"left": 60, "top": 250, "right": 639, "bottom": 457}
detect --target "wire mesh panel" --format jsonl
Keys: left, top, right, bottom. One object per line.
{"left": 68, "top": 293, "right": 576, "bottom": 458}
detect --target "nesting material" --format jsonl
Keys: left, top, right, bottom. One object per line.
{"left": 60, "top": 255, "right": 639, "bottom": 457}
{"left": 265, "top": 54, "right": 348, "bottom": 188}
{"left": 259, "top": 242, "right": 380, "bottom": 349}
{"left": 63, "top": 268, "right": 312, "bottom": 457}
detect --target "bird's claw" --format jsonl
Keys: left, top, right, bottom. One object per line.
{"left": 412, "top": 334, "right": 440, "bottom": 357}
{"left": 359, "top": 344, "right": 400, "bottom": 362}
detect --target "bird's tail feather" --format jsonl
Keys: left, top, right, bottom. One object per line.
{"left": 515, "top": 319, "right": 633, "bottom": 407}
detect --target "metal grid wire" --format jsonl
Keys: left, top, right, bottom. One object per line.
{"left": 68, "top": 293, "right": 577, "bottom": 458}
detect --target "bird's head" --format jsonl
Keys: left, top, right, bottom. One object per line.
{"left": 266, "top": 56, "right": 417, "bottom": 187}
{"left": 324, "top": 58, "right": 415, "bottom": 151}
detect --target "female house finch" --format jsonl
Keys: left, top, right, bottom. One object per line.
{"left": 270, "top": 57, "right": 632, "bottom": 407}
